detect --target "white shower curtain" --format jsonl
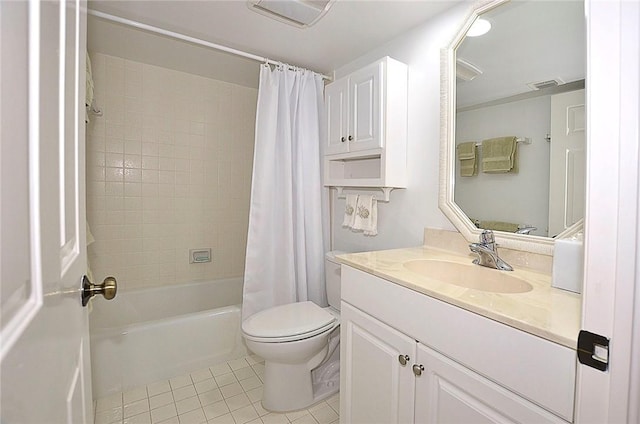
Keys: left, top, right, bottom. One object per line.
{"left": 242, "top": 64, "right": 326, "bottom": 321}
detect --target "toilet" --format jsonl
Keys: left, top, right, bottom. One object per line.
{"left": 241, "top": 251, "right": 343, "bottom": 412}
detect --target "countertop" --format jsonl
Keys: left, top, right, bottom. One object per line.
{"left": 337, "top": 246, "right": 581, "bottom": 349}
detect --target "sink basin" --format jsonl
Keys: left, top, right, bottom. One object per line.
{"left": 402, "top": 260, "right": 533, "bottom": 294}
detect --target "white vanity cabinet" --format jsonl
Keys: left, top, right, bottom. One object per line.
{"left": 341, "top": 302, "right": 416, "bottom": 423}
{"left": 324, "top": 57, "right": 408, "bottom": 188}
{"left": 340, "top": 265, "right": 576, "bottom": 424}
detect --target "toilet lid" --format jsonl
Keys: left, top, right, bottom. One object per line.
{"left": 242, "top": 301, "right": 337, "bottom": 341}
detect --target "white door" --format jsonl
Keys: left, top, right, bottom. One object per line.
{"left": 575, "top": 0, "right": 640, "bottom": 422}
{"left": 325, "top": 78, "right": 349, "bottom": 155}
{"left": 348, "top": 61, "right": 381, "bottom": 152}
{"left": 548, "top": 89, "right": 585, "bottom": 237}
{"left": 413, "top": 344, "right": 566, "bottom": 424}
{"left": 1, "top": 1, "right": 95, "bottom": 422}
{"left": 340, "top": 302, "right": 416, "bottom": 424}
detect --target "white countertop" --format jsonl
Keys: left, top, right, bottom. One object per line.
{"left": 337, "top": 246, "right": 582, "bottom": 349}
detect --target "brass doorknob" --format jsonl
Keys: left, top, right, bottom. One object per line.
{"left": 81, "top": 275, "right": 117, "bottom": 306}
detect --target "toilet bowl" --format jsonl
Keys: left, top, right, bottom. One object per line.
{"left": 241, "top": 251, "right": 343, "bottom": 412}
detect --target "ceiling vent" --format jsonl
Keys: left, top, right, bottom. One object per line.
{"left": 456, "top": 58, "right": 483, "bottom": 82}
{"left": 527, "top": 78, "right": 565, "bottom": 90}
{"left": 247, "top": 0, "right": 335, "bottom": 28}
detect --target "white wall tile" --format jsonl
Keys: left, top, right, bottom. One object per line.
{"left": 88, "top": 53, "right": 257, "bottom": 290}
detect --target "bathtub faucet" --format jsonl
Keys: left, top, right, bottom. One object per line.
{"left": 469, "top": 230, "right": 513, "bottom": 271}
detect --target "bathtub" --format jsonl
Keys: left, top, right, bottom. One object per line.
{"left": 89, "top": 278, "right": 247, "bottom": 399}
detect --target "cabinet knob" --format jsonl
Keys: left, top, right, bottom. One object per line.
{"left": 348, "top": 135, "right": 353, "bottom": 141}
{"left": 341, "top": 136, "right": 345, "bottom": 142}
{"left": 398, "top": 354, "right": 410, "bottom": 366}
{"left": 412, "top": 364, "right": 424, "bottom": 376}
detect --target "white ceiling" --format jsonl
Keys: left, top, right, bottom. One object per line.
{"left": 87, "top": 0, "right": 464, "bottom": 88}
{"left": 456, "top": 1, "right": 585, "bottom": 108}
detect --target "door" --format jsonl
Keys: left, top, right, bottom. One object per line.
{"left": 413, "top": 344, "right": 567, "bottom": 424}
{"left": 1, "top": 1, "right": 93, "bottom": 422}
{"left": 340, "top": 302, "right": 416, "bottom": 424}
{"left": 575, "top": 0, "right": 640, "bottom": 421}
{"left": 548, "top": 89, "right": 585, "bottom": 237}
{"left": 325, "top": 78, "right": 349, "bottom": 155}
{"left": 348, "top": 60, "right": 382, "bottom": 152}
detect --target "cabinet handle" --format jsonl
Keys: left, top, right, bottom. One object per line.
{"left": 341, "top": 136, "right": 345, "bottom": 142}
{"left": 412, "top": 364, "right": 424, "bottom": 376}
{"left": 398, "top": 354, "right": 410, "bottom": 366}
{"left": 348, "top": 135, "right": 353, "bottom": 141}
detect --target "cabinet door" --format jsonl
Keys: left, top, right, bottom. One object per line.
{"left": 325, "top": 78, "right": 349, "bottom": 155}
{"left": 348, "top": 60, "right": 382, "bottom": 152}
{"left": 340, "top": 302, "right": 416, "bottom": 424}
{"left": 414, "top": 344, "right": 568, "bottom": 424}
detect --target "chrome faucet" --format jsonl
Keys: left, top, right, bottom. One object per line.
{"left": 469, "top": 230, "right": 513, "bottom": 271}
{"left": 515, "top": 226, "right": 537, "bottom": 235}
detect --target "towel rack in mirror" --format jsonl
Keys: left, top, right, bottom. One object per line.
{"left": 473, "top": 137, "right": 531, "bottom": 147}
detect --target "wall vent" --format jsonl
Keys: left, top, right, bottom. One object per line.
{"left": 247, "top": 0, "right": 335, "bottom": 28}
{"left": 527, "top": 78, "right": 565, "bottom": 90}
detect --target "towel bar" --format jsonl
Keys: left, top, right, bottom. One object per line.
{"left": 88, "top": 105, "right": 103, "bottom": 117}
{"left": 335, "top": 186, "right": 393, "bottom": 202}
{"left": 474, "top": 137, "right": 531, "bottom": 147}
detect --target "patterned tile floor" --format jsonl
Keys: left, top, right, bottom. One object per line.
{"left": 93, "top": 355, "right": 340, "bottom": 424}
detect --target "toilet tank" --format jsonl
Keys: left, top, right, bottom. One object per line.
{"left": 325, "top": 251, "right": 344, "bottom": 310}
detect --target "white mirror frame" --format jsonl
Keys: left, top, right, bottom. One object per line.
{"left": 438, "top": 0, "right": 557, "bottom": 255}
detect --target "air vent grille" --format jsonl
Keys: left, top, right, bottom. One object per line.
{"left": 527, "top": 78, "right": 565, "bottom": 90}
{"left": 248, "top": 0, "right": 334, "bottom": 28}
{"left": 456, "top": 58, "right": 483, "bottom": 82}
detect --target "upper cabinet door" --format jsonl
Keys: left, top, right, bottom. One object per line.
{"left": 325, "top": 78, "right": 349, "bottom": 155}
{"left": 348, "top": 61, "right": 382, "bottom": 152}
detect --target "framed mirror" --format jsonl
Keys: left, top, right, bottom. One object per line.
{"left": 439, "top": 0, "right": 585, "bottom": 255}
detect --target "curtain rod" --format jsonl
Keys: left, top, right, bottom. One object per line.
{"left": 88, "top": 9, "right": 333, "bottom": 81}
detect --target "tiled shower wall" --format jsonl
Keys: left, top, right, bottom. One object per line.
{"left": 86, "top": 53, "right": 257, "bottom": 291}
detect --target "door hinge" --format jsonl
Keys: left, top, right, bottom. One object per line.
{"left": 577, "top": 330, "right": 609, "bottom": 371}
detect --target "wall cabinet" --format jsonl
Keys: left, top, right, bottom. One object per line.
{"left": 324, "top": 57, "right": 407, "bottom": 188}
{"left": 340, "top": 265, "right": 576, "bottom": 424}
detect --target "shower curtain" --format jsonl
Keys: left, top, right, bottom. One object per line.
{"left": 242, "top": 64, "right": 326, "bottom": 321}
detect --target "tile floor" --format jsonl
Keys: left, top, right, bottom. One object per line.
{"left": 93, "top": 355, "right": 340, "bottom": 424}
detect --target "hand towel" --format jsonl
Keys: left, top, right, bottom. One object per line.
{"left": 342, "top": 194, "right": 358, "bottom": 228}
{"left": 457, "top": 142, "right": 478, "bottom": 177}
{"left": 85, "top": 52, "right": 94, "bottom": 124}
{"left": 352, "top": 195, "right": 377, "bottom": 236}
{"left": 479, "top": 220, "right": 520, "bottom": 233}
{"left": 481, "top": 136, "right": 518, "bottom": 173}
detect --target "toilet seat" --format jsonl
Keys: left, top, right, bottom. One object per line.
{"left": 243, "top": 301, "right": 337, "bottom": 343}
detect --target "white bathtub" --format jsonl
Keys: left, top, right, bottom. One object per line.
{"left": 89, "top": 278, "right": 247, "bottom": 399}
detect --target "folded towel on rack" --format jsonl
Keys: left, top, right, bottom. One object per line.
{"left": 342, "top": 194, "right": 358, "bottom": 228}
{"left": 482, "top": 136, "right": 518, "bottom": 173}
{"left": 479, "top": 220, "right": 520, "bottom": 233}
{"left": 352, "top": 195, "right": 377, "bottom": 236}
{"left": 457, "top": 142, "right": 478, "bottom": 177}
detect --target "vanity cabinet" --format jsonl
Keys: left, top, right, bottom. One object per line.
{"left": 341, "top": 302, "right": 416, "bottom": 423}
{"left": 324, "top": 57, "right": 407, "bottom": 188}
{"left": 340, "top": 265, "right": 576, "bottom": 424}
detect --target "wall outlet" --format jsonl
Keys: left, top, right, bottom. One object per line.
{"left": 189, "top": 248, "right": 212, "bottom": 264}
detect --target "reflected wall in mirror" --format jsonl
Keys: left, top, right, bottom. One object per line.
{"left": 439, "top": 0, "right": 586, "bottom": 254}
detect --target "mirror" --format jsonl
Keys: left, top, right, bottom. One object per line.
{"left": 439, "top": 0, "right": 585, "bottom": 255}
